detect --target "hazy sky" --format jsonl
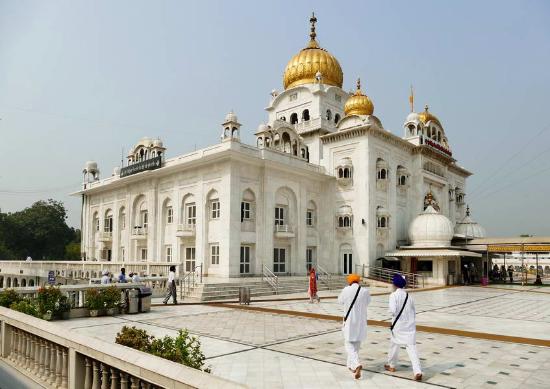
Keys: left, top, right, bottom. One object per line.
{"left": 1, "top": 0, "right": 549, "bottom": 236}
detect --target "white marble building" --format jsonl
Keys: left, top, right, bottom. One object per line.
{"left": 76, "top": 15, "right": 485, "bottom": 282}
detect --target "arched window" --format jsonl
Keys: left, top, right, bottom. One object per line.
{"left": 343, "top": 167, "right": 351, "bottom": 178}
{"left": 376, "top": 158, "right": 388, "bottom": 180}
{"left": 326, "top": 109, "right": 332, "bottom": 121}
{"left": 302, "top": 109, "right": 310, "bottom": 122}
{"left": 280, "top": 116, "right": 286, "bottom": 122}
{"left": 290, "top": 113, "right": 298, "bottom": 124}
{"left": 399, "top": 175, "right": 406, "bottom": 186}
{"left": 338, "top": 168, "right": 344, "bottom": 178}
{"left": 377, "top": 169, "right": 387, "bottom": 180}
{"left": 408, "top": 124, "right": 415, "bottom": 136}
{"left": 334, "top": 114, "right": 341, "bottom": 124}
{"left": 224, "top": 127, "right": 230, "bottom": 137}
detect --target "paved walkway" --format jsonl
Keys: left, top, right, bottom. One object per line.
{"left": 64, "top": 285, "right": 550, "bottom": 388}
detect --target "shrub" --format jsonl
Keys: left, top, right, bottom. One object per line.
{"left": 102, "top": 286, "right": 122, "bottom": 309}
{"left": 85, "top": 288, "right": 103, "bottom": 310}
{"left": 0, "top": 289, "right": 22, "bottom": 308}
{"left": 115, "top": 326, "right": 209, "bottom": 372}
{"left": 37, "top": 286, "right": 63, "bottom": 316}
{"left": 10, "top": 299, "right": 40, "bottom": 318}
{"left": 58, "top": 295, "right": 71, "bottom": 313}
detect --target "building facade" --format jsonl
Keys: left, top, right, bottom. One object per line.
{"left": 76, "top": 15, "right": 482, "bottom": 281}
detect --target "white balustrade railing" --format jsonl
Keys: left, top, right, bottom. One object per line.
{"left": 274, "top": 224, "right": 292, "bottom": 233}
{"left": 317, "top": 265, "right": 331, "bottom": 288}
{"left": 0, "top": 307, "right": 244, "bottom": 389}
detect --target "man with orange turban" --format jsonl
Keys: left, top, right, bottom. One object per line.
{"left": 338, "top": 274, "right": 371, "bottom": 379}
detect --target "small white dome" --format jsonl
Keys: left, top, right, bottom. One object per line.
{"left": 152, "top": 138, "right": 163, "bottom": 147}
{"left": 257, "top": 123, "right": 269, "bottom": 133}
{"left": 84, "top": 161, "right": 98, "bottom": 173}
{"left": 455, "top": 208, "right": 486, "bottom": 238}
{"left": 339, "top": 157, "right": 352, "bottom": 166}
{"left": 225, "top": 110, "right": 238, "bottom": 123}
{"left": 137, "top": 137, "right": 153, "bottom": 147}
{"left": 409, "top": 206, "right": 454, "bottom": 247}
{"left": 338, "top": 205, "right": 353, "bottom": 215}
{"left": 365, "top": 115, "right": 383, "bottom": 129}
{"left": 406, "top": 112, "right": 420, "bottom": 123}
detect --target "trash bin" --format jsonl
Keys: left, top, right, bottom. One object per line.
{"left": 239, "top": 286, "right": 250, "bottom": 305}
{"left": 138, "top": 287, "right": 152, "bottom": 313}
{"left": 127, "top": 289, "right": 139, "bottom": 314}
{"left": 446, "top": 273, "right": 455, "bottom": 285}
{"left": 481, "top": 277, "right": 488, "bottom": 286}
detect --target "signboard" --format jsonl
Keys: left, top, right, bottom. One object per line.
{"left": 488, "top": 244, "right": 550, "bottom": 253}
{"left": 120, "top": 156, "right": 162, "bottom": 178}
{"left": 47, "top": 270, "right": 55, "bottom": 285}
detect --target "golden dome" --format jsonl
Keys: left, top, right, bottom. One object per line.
{"left": 418, "top": 105, "right": 443, "bottom": 128}
{"left": 344, "top": 78, "right": 374, "bottom": 116}
{"left": 283, "top": 14, "right": 343, "bottom": 90}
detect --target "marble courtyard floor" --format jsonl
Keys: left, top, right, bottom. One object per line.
{"left": 64, "top": 285, "right": 550, "bottom": 388}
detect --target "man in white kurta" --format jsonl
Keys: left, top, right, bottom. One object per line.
{"left": 338, "top": 274, "right": 371, "bottom": 379}
{"left": 385, "top": 274, "right": 422, "bottom": 381}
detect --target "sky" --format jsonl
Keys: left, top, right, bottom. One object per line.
{"left": 0, "top": 0, "right": 549, "bottom": 236}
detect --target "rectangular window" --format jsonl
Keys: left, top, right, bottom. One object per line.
{"left": 306, "top": 210, "right": 314, "bottom": 226}
{"left": 166, "top": 246, "right": 172, "bottom": 262}
{"left": 186, "top": 204, "right": 196, "bottom": 225}
{"left": 121, "top": 247, "right": 125, "bottom": 262}
{"left": 241, "top": 201, "right": 251, "bottom": 221}
{"left": 167, "top": 207, "right": 173, "bottom": 224}
{"left": 306, "top": 247, "right": 315, "bottom": 271}
{"left": 185, "top": 247, "right": 196, "bottom": 272}
{"left": 141, "top": 211, "right": 148, "bottom": 229}
{"left": 211, "top": 200, "right": 220, "bottom": 219}
{"left": 104, "top": 217, "right": 113, "bottom": 233}
{"left": 417, "top": 260, "right": 433, "bottom": 273}
{"left": 240, "top": 246, "right": 250, "bottom": 274}
{"left": 275, "top": 207, "right": 284, "bottom": 225}
{"left": 121, "top": 214, "right": 126, "bottom": 230}
{"left": 140, "top": 248, "right": 147, "bottom": 261}
{"left": 273, "top": 248, "right": 286, "bottom": 273}
{"left": 211, "top": 244, "right": 220, "bottom": 265}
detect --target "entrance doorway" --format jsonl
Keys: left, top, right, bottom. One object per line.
{"left": 240, "top": 245, "right": 251, "bottom": 274}
{"left": 185, "top": 247, "right": 196, "bottom": 272}
{"left": 274, "top": 248, "right": 286, "bottom": 274}
{"left": 342, "top": 252, "right": 353, "bottom": 275}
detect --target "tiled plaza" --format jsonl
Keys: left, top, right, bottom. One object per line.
{"left": 65, "top": 285, "right": 550, "bottom": 388}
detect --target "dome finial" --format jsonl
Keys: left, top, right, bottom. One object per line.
{"left": 356, "top": 78, "right": 361, "bottom": 94}
{"left": 466, "top": 205, "right": 471, "bottom": 216}
{"left": 309, "top": 12, "right": 317, "bottom": 42}
{"left": 424, "top": 104, "right": 429, "bottom": 112}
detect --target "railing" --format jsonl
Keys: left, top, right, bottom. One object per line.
{"left": 0, "top": 307, "right": 244, "bottom": 389}
{"left": 131, "top": 226, "right": 147, "bottom": 236}
{"left": 98, "top": 231, "right": 113, "bottom": 241}
{"left": 0, "top": 261, "right": 175, "bottom": 281}
{"left": 274, "top": 224, "right": 293, "bottom": 233}
{"left": 180, "top": 264, "right": 203, "bottom": 297}
{"left": 317, "top": 265, "right": 331, "bottom": 288}
{"left": 176, "top": 224, "right": 196, "bottom": 234}
{"left": 356, "top": 264, "right": 425, "bottom": 289}
{"left": 262, "top": 264, "right": 279, "bottom": 294}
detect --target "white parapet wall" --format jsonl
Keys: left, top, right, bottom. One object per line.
{"left": 0, "top": 307, "right": 245, "bottom": 389}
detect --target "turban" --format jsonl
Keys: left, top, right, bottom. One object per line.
{"left": 392, "top": 274, "right": 406, "bottom": 288}
{"left": 347, "top": 274, "right": 361, "bottom": 285}
{"left": 102, "top": 270, "right": 109, "bottom": 276}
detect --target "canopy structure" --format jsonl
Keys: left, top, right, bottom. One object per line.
{"left": 385, "top": 249, "right": 481, "bottom": 258}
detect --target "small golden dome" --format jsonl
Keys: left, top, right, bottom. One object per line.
{"left": 283, "top": 13, "right": 343, "bottom": 90}
{"left": 418, "top": 105, "right": 443, "bottom": 128}
{"left": 344, "top": 78, "right": 374, "bottom": 116}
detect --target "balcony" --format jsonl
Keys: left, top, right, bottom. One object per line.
{"left": 98, "top": 231, "right": 113, "bottom": 242}
{"left": 176, "top": 224, "right": 196, "bottom": 238}
{"left": 274, "top": 224, "right": 295, "bottom": 239}
{"left": 131, "top": 227, "right": 148, "bottom": 240}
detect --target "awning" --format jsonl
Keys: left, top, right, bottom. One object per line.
{"left": 385, "top": 249, "right": 482, "bottom": 258}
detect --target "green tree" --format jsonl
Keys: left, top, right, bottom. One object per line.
{"left": 0, "top": 199, "right": 76, "bottom": 260}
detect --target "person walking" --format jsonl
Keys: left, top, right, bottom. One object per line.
{"left": 507, "top": 265, "right": 514, "bottom": 283}
{"left": 338, "top": 274, "right": 371, "bottom": 380}
{"left": 163, "top": 265, "right": 178, "bottom": 305}
{"left": 118, "top": 268, "right": 127, "bottom": 283}
{"left": 385, "top": 274, "right": 423, "bottom": 381}
{"left": 308, "top": 267, "right": 320, "bottom": 303}
{"left": 462, "top": 264, "right": 470, "bottom": 285}
{"left": 100, "top": 270, "right": 110, "bottom": 284}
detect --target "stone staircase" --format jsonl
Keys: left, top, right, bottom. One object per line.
{"left": 182, "top": 276, "right": 349, "bottom": 302}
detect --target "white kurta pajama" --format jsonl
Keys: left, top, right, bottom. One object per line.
{"left": 338, "top": 283, "right": 371, "bottom": 371}
{"left": 387, "top": 288, "right": 422, "bottom": 375}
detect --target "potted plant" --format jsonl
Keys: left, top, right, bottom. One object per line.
{"left": 102, "top": 286, "right": 122, "bottom": 315}
{"left": 37, "top": 286, "right": 62, "bottom": 320}
{"left": 57, "top": 296, "right": 71, "bottom": 320}
{"left": 86, "top": 288, "right": 103, "bottom": 317}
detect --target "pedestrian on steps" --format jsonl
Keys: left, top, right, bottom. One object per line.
{"left": 163, "top": 265, "right": 178, "bottom": 305}
{"left": 308, "top": 267, "right": 320, "bottom": 303}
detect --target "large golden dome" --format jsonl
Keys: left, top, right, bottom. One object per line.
{"left": 418, "top": 105, "right": 443, "bottom": 128}
{"left": 283, "top": 14, "right": 343, "bottom": 90}
{"left": 344, "top": 79, "right": 374, "bottom": 116}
